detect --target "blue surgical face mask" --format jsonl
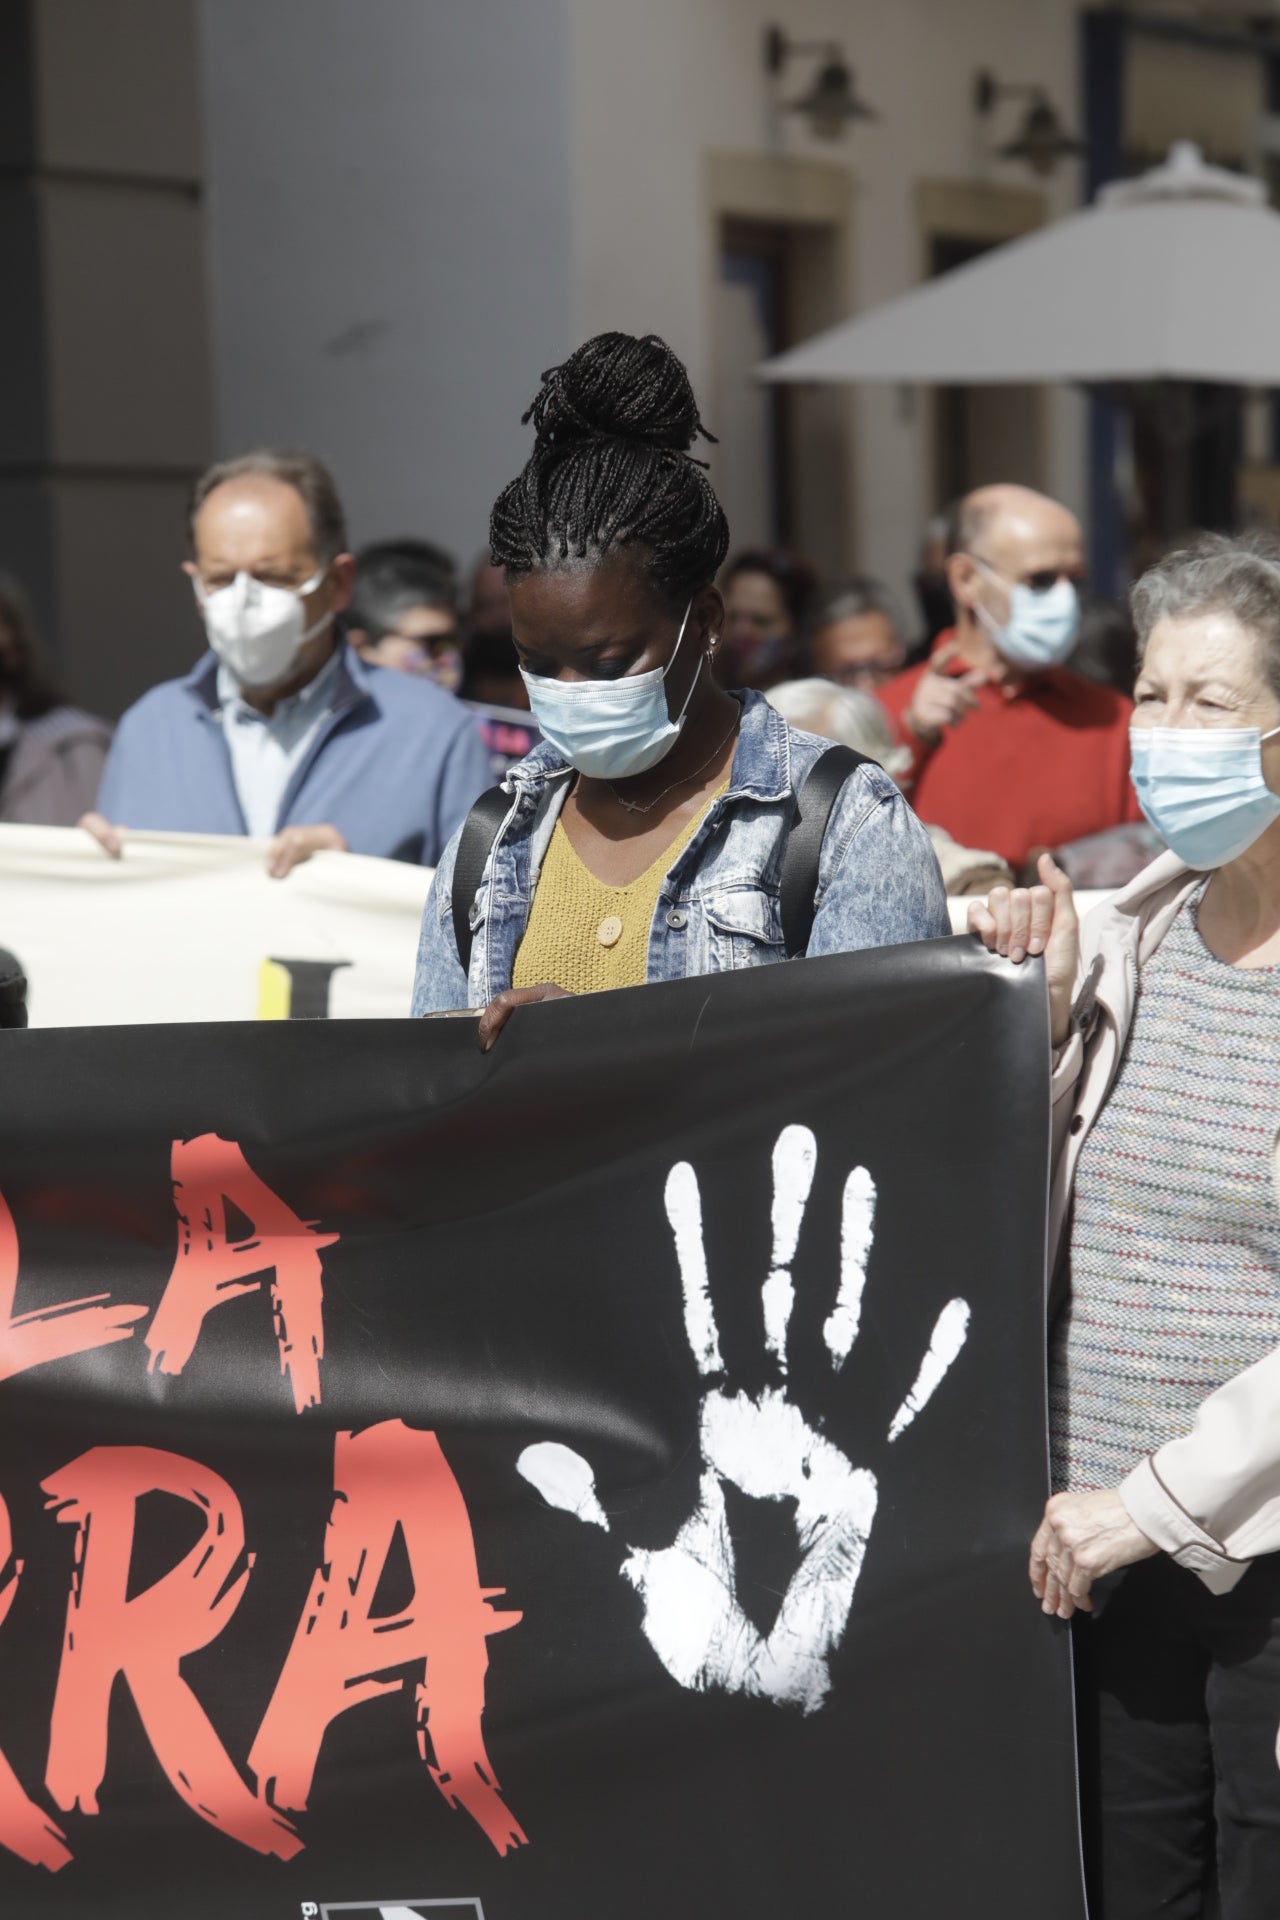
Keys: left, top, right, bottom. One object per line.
{"left": 1130, "top": 724, "right": 1280, "bottom": 869}
{"left": 972, "top": 559, "right": 1080, "bottom": 670}
{"left": 519, "top": 600, "right": 703, "bottom": 779}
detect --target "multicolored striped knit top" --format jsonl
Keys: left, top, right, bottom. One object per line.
{"left": 1051, "top": 883, "right": 1280, "bottom": 1494}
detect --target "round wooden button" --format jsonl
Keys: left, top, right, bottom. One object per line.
{"left": 597, "top": 914, "right": 624, "bottom": 949}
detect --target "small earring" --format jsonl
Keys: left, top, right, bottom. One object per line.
{"left": 708, "top": 633, "right": 719, "bottom": 651}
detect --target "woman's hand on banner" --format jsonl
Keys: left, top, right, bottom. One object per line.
{"left": 78, "top": 811, "right": 124, "bottom": 858}
{"left": 966, "top": 852, "right": 1079, "bottom": 1047}
{"left": 1030, "top": 1488, "right": 1158, "bottom": 1619}
{"left": 517, "top": 1124, "right": 971, "bottom": 1714}
{"left": 477, "top": 983, "right": 574, "bottom": 1051}
{"left": 266, "top": 823, "right": 347, "bottom": 880}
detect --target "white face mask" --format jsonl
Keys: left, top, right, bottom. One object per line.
{"left": 194, "top": 568, "right": 332, "bottom": 689}
{"left": 1130, "top": 724, "right": 1280, "bottom": 868}
{"left": 971, "top": 558, "right": 1080, "bottom": 671}
{"left": 518, "top": 600, "right": 703, "bottom": 779}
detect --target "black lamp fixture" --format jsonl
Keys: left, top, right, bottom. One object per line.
{"left": 974, "top": 69, "right": 1088, "bottom": 177}
{"left": 764, "top": 24, "right": 877, "bottom": 140}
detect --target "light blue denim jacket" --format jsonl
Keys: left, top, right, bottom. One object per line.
{"left": 411, "top": 689, "right": 949, "bottom": 1013}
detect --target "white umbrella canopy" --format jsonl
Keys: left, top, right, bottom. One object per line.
{"left": 760, "top": 144, "right": 1280, "bottom": 388}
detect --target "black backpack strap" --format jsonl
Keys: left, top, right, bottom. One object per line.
{"left": 451, "top": 785, "right": 511, "bottom": 977}
{"left": 779, "top": 744, "right": 871, "bottom": 958}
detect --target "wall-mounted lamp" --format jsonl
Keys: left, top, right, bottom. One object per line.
{"left": 765, "top": 24, "right": 877, "bottom": 141}
{"left": 974, "top": 69, "right": 1087, "bottom": 177}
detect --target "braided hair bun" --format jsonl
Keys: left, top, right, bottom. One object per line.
{"left": 491, "top": 331, "right": 730, "bottom": 604}
{"left": 523, "top": 333, "right": 708, "bottom": 456}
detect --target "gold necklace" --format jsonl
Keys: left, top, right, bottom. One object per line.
{"left": 603, "top": 712, "right": 739, "bottom": 816}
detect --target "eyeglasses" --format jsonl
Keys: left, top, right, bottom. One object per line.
{"left": 194, "top": 565, "right": 326, "bottom": 598}
{"left": 970, "top": 553, "right": 1087, "bottom": 597}
{"left": 383, "top": 630, "right": 460, "bottom": 656}
{"left": 830, "top": 661, "right": 902, "bottom": 690}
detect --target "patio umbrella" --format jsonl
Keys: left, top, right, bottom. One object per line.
{"left": 759, "top": 144, "right": 1280, "bottom": 388}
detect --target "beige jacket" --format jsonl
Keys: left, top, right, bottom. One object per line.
{"left": 1052, "top": 849, "right": 1280, "bottom": 1594}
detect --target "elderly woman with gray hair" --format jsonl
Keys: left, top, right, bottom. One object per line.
{"left": 972, "top": 531, "right": 1280, "bottom": 1918}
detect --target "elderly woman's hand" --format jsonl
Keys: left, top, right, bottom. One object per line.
{"left": 1030, "top": 1489, "right": 1159, "bottom": 1619}
{"left": 967, "top": 851, "right": 1080, "bottom": 1047}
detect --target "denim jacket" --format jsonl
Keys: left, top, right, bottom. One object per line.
{"left": 411, "top": 689, "right": 949, "bottom": 1013}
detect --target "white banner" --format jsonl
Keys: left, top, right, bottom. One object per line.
{"left": 0, "top": 826, "right": 433, "bottom": 1026}
{"left": 0, "top": 825, "right": 1117, "bottom": 1029}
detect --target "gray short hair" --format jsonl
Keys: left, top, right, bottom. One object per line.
{"left": 1131, "top": 531, "right": 1280, "bottom": 698}
{"left": 766, "top": 677, "right": 912, "bottom": 776}
{"left": 805, "top": 573, "right": 904, "bottom": 640}
{"left": 189, "top": 448, "right": 349, "bottom": 562}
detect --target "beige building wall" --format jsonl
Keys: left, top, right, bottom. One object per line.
{"left": 565, "top": 0, "right": 1088, "bottom": 604}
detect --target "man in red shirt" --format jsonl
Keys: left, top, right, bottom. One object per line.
{"left": 878, "top": 484, "right": 1139, "bottom": 875}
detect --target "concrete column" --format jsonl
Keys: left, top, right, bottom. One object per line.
{"left": 0, "top": 0, "right": 212, "bottom": 717}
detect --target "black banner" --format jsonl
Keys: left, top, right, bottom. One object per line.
{"left": 0, "top": 940, "right": 1082, "bottom": 1919}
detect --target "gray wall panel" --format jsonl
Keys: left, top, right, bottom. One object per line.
{"left": 0, "top": 479, "right": 57, "bottom": 676}
{"left": 43, "top": 181, "right": 210, "bottom": 465}
{"left": 34, "top": 0, "right": 202, "bottom": 180}
{"left": 199, "top": 0, "right": 574, "bottom": 565}
{"left": 0, "top": 0, "right": 36, "bottom": 167}
{"left": 52, "top": 475, "right": 197, "bottom": 716}
{"left": 0, "top": 181, "right": 49, "bottom": 466}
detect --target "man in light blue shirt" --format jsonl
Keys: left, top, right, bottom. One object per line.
{"left": 86, "top": 450, "right": 490, "bottom": 877}
{"left": 216, "top": 645, "right": 346, "bottom": 842}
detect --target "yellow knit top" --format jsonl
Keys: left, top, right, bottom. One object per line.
{"left": 512, "top": 789, "right": 724, "bottom": 995}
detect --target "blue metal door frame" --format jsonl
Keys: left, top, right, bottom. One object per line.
{"left": 1081, "top": 9, "right": 1127, "bottom": 599}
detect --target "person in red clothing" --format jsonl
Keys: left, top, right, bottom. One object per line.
{"left": 879, "top": 484, "right": 1140, "bottom": 876}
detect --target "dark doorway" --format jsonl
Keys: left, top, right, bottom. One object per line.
{"left": 718, "top": 223, "right": 790, "bottom": 545}
{"left": 713, "top": 210, "right": 850, "bottom": 573}
{"left": 930, "top": 234, "right": 1044, "bottom": 510}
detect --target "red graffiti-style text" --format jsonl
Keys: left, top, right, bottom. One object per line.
{"left": 251, "top": 1419, "right": 526, "bottom": 1855}
{"left": 0, "top": 1160, "right": 523, "bottom": 1872}
{"left": 0, "top": 1491, "right": 70, "bottom": 1873}
{"left": 147, "top": 1134, "right": 337, "bottom": 1413}
{"left": 0, "top": 1421, "right": 523, "bottom": 1874}
{"left": 0, "top": 1192, "right": 147, "bottom": 1386}
{"left": 42, "top": 1447, "right": 301, "bottom": 1860}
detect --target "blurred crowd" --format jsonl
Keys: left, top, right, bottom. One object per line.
{"left": 0, "top": 448, "right": 1157, "bottom": 896}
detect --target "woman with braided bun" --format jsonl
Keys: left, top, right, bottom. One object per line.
{"left": 412, "top": 332, "right": 947, "bottom": 1043}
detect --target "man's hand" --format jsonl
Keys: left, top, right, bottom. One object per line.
{"left": 266, "top": 823, "right": 347, "bottom": 879}
{"left": 903, "top": 644, "right": 985, "bottom": 744}
{"left": 967, "top": 852, "right": 1079, "bottom": 1046}
{"left": 477, "top": 983, "right": 574, "bottom": 1052}
{"left": 78, "top": 812, "right": 124, "bottom": 858}
{"left": 1030, "top": 1488, "right": 1158, "bottom": 1619}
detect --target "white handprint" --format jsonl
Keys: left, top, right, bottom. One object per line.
{"left": 518, "top": 1125, "right": 970, "bottom": 1716}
